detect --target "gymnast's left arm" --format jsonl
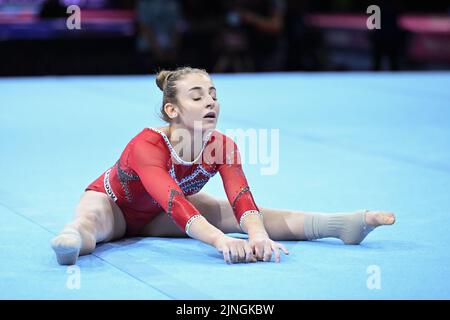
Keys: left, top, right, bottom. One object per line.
{"left": 218, "top": 137, "right": 288, "bottom": 262}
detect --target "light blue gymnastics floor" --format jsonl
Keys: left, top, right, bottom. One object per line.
{"left": 1, "top": 72, "right": 449, "bottom": 299}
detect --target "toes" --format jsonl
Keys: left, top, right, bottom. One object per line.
{"left": 365, "top": 211, "right": 396, "bottom": 226}
{"left": 385, "top": 213, "right": 396, "bottom": 224}
{"left": 379, "top": 212, "right": 396, "bottom": 225}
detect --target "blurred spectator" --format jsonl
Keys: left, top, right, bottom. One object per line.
{"left": 179, "top": 0, "right": 224, "bottom": 72}
{"left": 136, "top": 0, "right": 182, "bottom": 73}
{"left": 369, "top": 0, "right": 405, "bottom": 71}
{"left": 110, "top": 0, "right": 136, "bottom": 9}
{"left": 284, "top": 0, "right": 324, "bottom": 71}
{"left": 332, "top": 0, "right": 353, "bottom": 12}
{"left": 215, "top": 0, "right": 286, "bottom": 72}
{"left": 213, "top": 0, "right": 252, "bottom": 72}
{"left": 39, "top": 0, "right": 67, "bottom": 19}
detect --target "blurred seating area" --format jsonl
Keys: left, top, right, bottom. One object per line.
{"left": 0, "top": 0, "right": 449, "bottom": 76}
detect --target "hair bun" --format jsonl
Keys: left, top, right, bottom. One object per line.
{"left": 156, "top": 70, "right": 173, "bottom": 91}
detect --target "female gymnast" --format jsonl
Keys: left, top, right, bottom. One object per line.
{"left": 51, "top": 67, "right": 396, "bottom": 265}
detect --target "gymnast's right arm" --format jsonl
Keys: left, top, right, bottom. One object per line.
{"left": 129, "top": 138, "right": 253, "bottom": 263}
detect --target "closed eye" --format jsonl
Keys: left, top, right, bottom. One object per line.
{"left": 193, "top": 97, "right": 217, "bottom": 101}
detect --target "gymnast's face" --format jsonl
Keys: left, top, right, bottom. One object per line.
{"left": 173, "top": 73, "right": 220, "bottom": 132}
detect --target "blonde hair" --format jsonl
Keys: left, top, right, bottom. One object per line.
{"left": 155, "top": 67, "right": 209, "bottom": 122}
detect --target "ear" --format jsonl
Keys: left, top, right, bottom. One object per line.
{"left": 164, "top": 103, "right": 179, "bottom": 119}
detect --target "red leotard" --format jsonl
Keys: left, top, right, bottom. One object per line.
{"left": 85, "top": 127, "right": 259, "bottom": 236}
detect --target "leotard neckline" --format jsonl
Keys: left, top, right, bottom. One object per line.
{"left": 147, "top": 127, "right": 214, "bottom": 166}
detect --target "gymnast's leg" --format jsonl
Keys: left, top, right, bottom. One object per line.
{"left": 51, "top": 191, "right": 126, "bottom": 265}
{"left": 259, "top": 207, "right": 396, "bottom": 244}
{"left": 178, "top": 192, "right": 396, "bottom": 244}
{"left": 139, "top": 192, "right": 395, "bottom": 244}
{"left": 138, "top": 192, "right": 242, "bottom": 237}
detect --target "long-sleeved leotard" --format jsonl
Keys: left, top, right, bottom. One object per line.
{"left": 85, "top": 127, "right": 260, "bottom": 236}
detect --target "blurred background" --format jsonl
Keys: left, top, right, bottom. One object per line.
{"left": 0, "top": 0, "right": 449, "bottom": 76}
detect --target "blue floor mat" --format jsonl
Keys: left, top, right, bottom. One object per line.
{"left": 1, "top": 72, "right": 449, "bottom": 299}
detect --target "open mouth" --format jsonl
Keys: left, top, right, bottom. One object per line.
{"left": 203, "top": 112, "right": 216, "bottom": 119}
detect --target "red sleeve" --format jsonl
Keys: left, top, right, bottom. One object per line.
{"left": 128, "top": 136, "right": 201, "bottom": 234}
{"left": 216, "top": 134, "right": 260, "bottom": 226}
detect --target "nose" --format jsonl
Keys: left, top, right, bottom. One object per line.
{"left": 205, "top": 95, "right": 215, "bottom": 107}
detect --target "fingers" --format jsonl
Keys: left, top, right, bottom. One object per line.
{"left": 272, "top": 242, "right": 289, "bottom": 263}
{"left": 254, "top": 243, "right": 271, "bottom": 262}
{"left": 222, "top": 240, "right": 255, "bottom": 264}
{"left": 253, "top": 240, "right": 290, "bottom": 263}
{"left": 231, "top": 241, "right": 248, "bottom": 263}
{"left": 221, "top": 239, "right": 289, "bottom": 265}
{"left": 263, "top": 242, "right": 272, "bottom": 262}
{"left": 254, "top": 245, "right": 262, "bottom": 261}
{"left": 278, "top": 243, "right": 289, "bottom": 255}
{"left": 222, "top": 242, "right": 289, "bottom": 264}
{"left": 222, "top": 247, "right": 232, "bottom": 264}
{"left": 237, "top": 245, "right": 246, "bottom": 262}
{"left": 229, "top": 245, "right": 238, "bottom": 263}
{"left": 244, "top": 243, "right": 256, "bottom": 263}
{"left": 273, "top": 244, "right": 281, "bottom": 263}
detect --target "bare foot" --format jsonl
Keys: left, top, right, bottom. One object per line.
{"left": 339, "top": 210, "right": 396, "bottom": 245}
{"left": 365, "top": 211, "right": 396, "bottom": 227}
